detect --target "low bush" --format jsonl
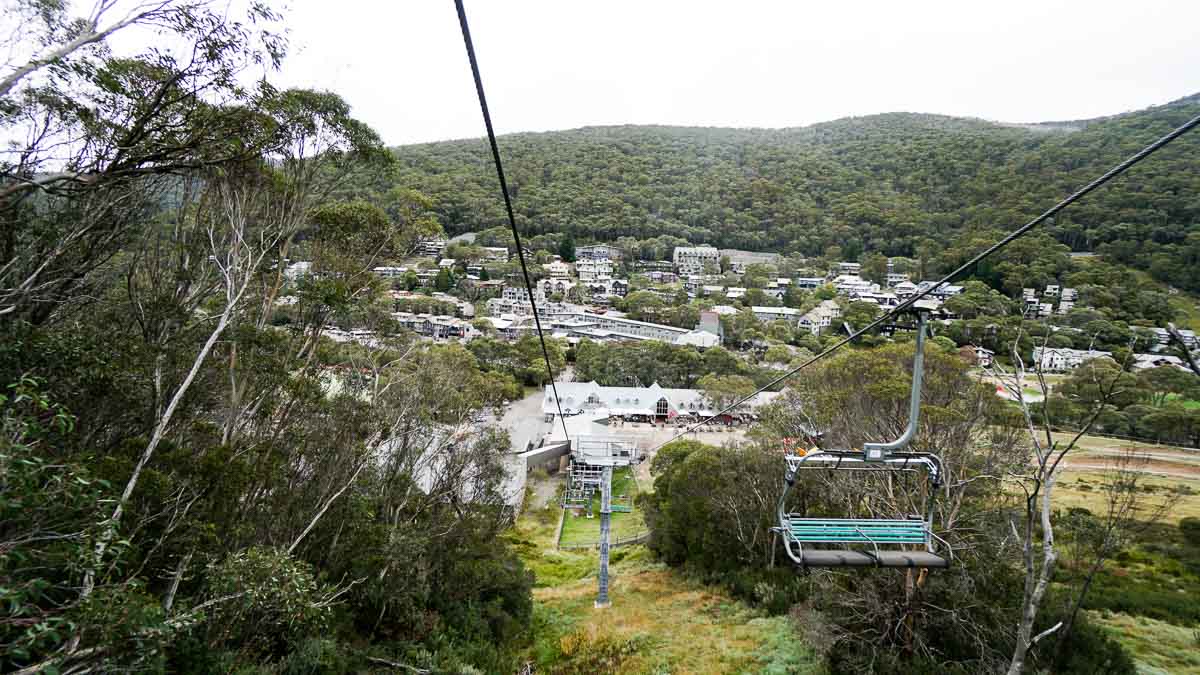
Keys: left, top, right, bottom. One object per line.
{"left": 1180, "top": 517, "right": 1200, "bottom": 546}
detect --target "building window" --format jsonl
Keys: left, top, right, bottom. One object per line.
{"left": 656, "top": 398, "right": 669, "bottom": 416}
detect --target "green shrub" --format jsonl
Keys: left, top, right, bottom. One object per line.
{"left": 196, "top": 547, "right": 332, "bottom": 662}
{"left": 1041, "top": 613, "right": 1136, "bottom": 675}
{"left": 1180, "top": 517, "right": 1200, "bottom": 546}
{"left": 280, "top": 638, "right": 355, "bottom": 675}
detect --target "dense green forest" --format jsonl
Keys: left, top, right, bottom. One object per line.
{"left": 390, "top": 96, "right": 1200, "bottom": 292}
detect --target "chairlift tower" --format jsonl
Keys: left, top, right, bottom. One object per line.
{"left": 595, "top": 466, "right": 612, "bottom": 609}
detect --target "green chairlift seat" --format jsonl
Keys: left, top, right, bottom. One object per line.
{"left": 611, "top": 494, "right": 633, "bottom": 513}
{"left": 782, "top": 515, "right": 949, "bottom": 569}
{"left": 775, "top": 311, "right": 951, "bottom": 570}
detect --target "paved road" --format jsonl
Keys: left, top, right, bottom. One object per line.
{"left": 495, "top": 368, "right": 573, "bottom": 509}
{"left": 499, "top": 366, "right": 573, "bottom": 454}
{"left": 501, "top": 390, "right": 550, "bottom": 454}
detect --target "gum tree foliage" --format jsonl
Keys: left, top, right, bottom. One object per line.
{"left": 0, "top": 3, "right": 533, "bottom": 672}
{"left": 645, "top": 343, "right": 1133, "bottom": 673}
{"left": 573, "top": 339, "right": 779, "bottom": 390}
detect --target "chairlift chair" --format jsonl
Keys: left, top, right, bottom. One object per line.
{"left": 775, "top": 311, "right": 951, "bottom": 569}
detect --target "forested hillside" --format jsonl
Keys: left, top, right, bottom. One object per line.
{"left": 391, "top": 94, "right": 1200, "bottom": 291}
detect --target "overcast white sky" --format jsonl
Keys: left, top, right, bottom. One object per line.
{"left": 272, "top": 0, "right": 1199, "bottom": 146}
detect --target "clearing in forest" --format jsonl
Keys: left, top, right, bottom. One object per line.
{"left": 509, "top": 476, "right": 819, "bottom": 674}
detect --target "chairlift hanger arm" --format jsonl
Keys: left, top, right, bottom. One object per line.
{"left": 863, "top": 311, "right": 927, "bottom": 461}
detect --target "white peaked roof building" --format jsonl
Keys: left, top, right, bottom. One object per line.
{"left": 543, "top": 381, "right": 780, "bottom": 419}
{"left": 577, "top": 244, "right": 621, "bottom": 261}
{"left": 751, "top": 306, "right": 802, "bottom": 323}
{"left": 1131, "top": 353, "right": 1191, "bottom": 372}
{"left": 1032, "top": 346, "right": 1112, "bottom": 372}
{"left": 542, "top": 311, "right": 719, "bottom": 348}
{"left": 545, "top": 261, "right": 571, "bottom": 278}
{"left": 798, "top": 299, "right": 842, "bottom": 335}
{"left": 673, "top": 245, "right": 721, "bottom": 273}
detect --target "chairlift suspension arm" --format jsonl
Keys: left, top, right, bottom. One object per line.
{"left": 863, "top": 311, "right": 927, "bottom": 461}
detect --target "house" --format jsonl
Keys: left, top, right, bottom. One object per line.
{"left": 545, "top": 261, "right": 571, "bottom": 279}
{"left": 914, "top": 281, "right": 964, "bottom": 299}
{"left": 795, "top": 277, "right": 826, "bottom": 289}
{"left": 633, "top": 260, "right": 675, "bottom": 272}
{"left": 1131, "top": 353, "right": 1190, "bottom": 372}
{"left": 832, "top": 274, "right": 875, "bottom": 296}
{"left": 797, "top": 299, "right": 842, "bottom": 335}
{"left": 972, "top": 346, "right": 995, "bottom": 367}
{"left": 885, "top": 272, "right": 910, "bottom": 287}
{"left": 285, "top": 261, "right": 313, "bottom": 280}
{"left": 751, "top": 306, "right": 802, "bottom": 324}
{"left": 393, "top": 312, "right": 475, "bottom": 341}
{"left": 576, "top": 259, "right": 614, "bottom": 282}
{"left": 503, "top": 286, "right": 545, "bottom": 304}
{"left": 672, "top": 245, "right": 721, "bottom": 274}
{"left": 683, "top": 275, "right": 708, "bottom": 296}
{"left": 697, "top": 310, "right": 724, "bottom": 340}
{"left": 586, "top": 278, "right": 629, "bottom": 299}
{"left": 541, "top": 311, "right": 718, "bottom": 348}
{"left": 487, "top": 286, "right": 549, "bottom": 317}
{"left": 479, "top": 246, "right": 509, "bottom": 262}
{"left": 372, "top": 265, "right": 408, "bottom": 279}
{"left": 854, "top": 291, "right": 900, "bottom": 308}
{"left": 1032, "top": 346, "right": 1112, "bottom": 372}
{"left": 893, "top": 280, "right": 918, "bottom": 298}
{"left": 438, "top": 258, "right": 456, "bottom": 269}
{"left": 463, "top": 279, "right": 505, "bottom": 298}
{"left": 1044, "top": 284, "right": 1060, "bottom": 298}
{"left": 539, "top": 278, "right": 576, "bottom": 298}
{"left": 837, "top": 262, "right": 861, "bottom": 274}
{"left": 418, "top": 238, "right": 447, "bottom": 258}
{"left": 576, "top": 244, "right": 621, "bottom": 261}
{"left": 725, "top": 287, "right": 747, "bottom": 300}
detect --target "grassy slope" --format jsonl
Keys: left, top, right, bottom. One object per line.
{"left": 1056, "top": 471, "right": 1200, "bottom": 523}
{"left": 509, "top": 480, "right": 819, "bottom": 674}
{"left": 1090, "top": 612, "right": 1200, "bottom": 675}
{"left": 1165, "top": 281, "right": 1200, "bottom": 332}
{"left": 1052, "top": 433, "right": 1200, "bottom": 673}
{"left": 512, "top": 435, "right": 1198, "bottom": 673}
{"left": 1055, "top": 431, "right": 1200, "bottom": 523}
